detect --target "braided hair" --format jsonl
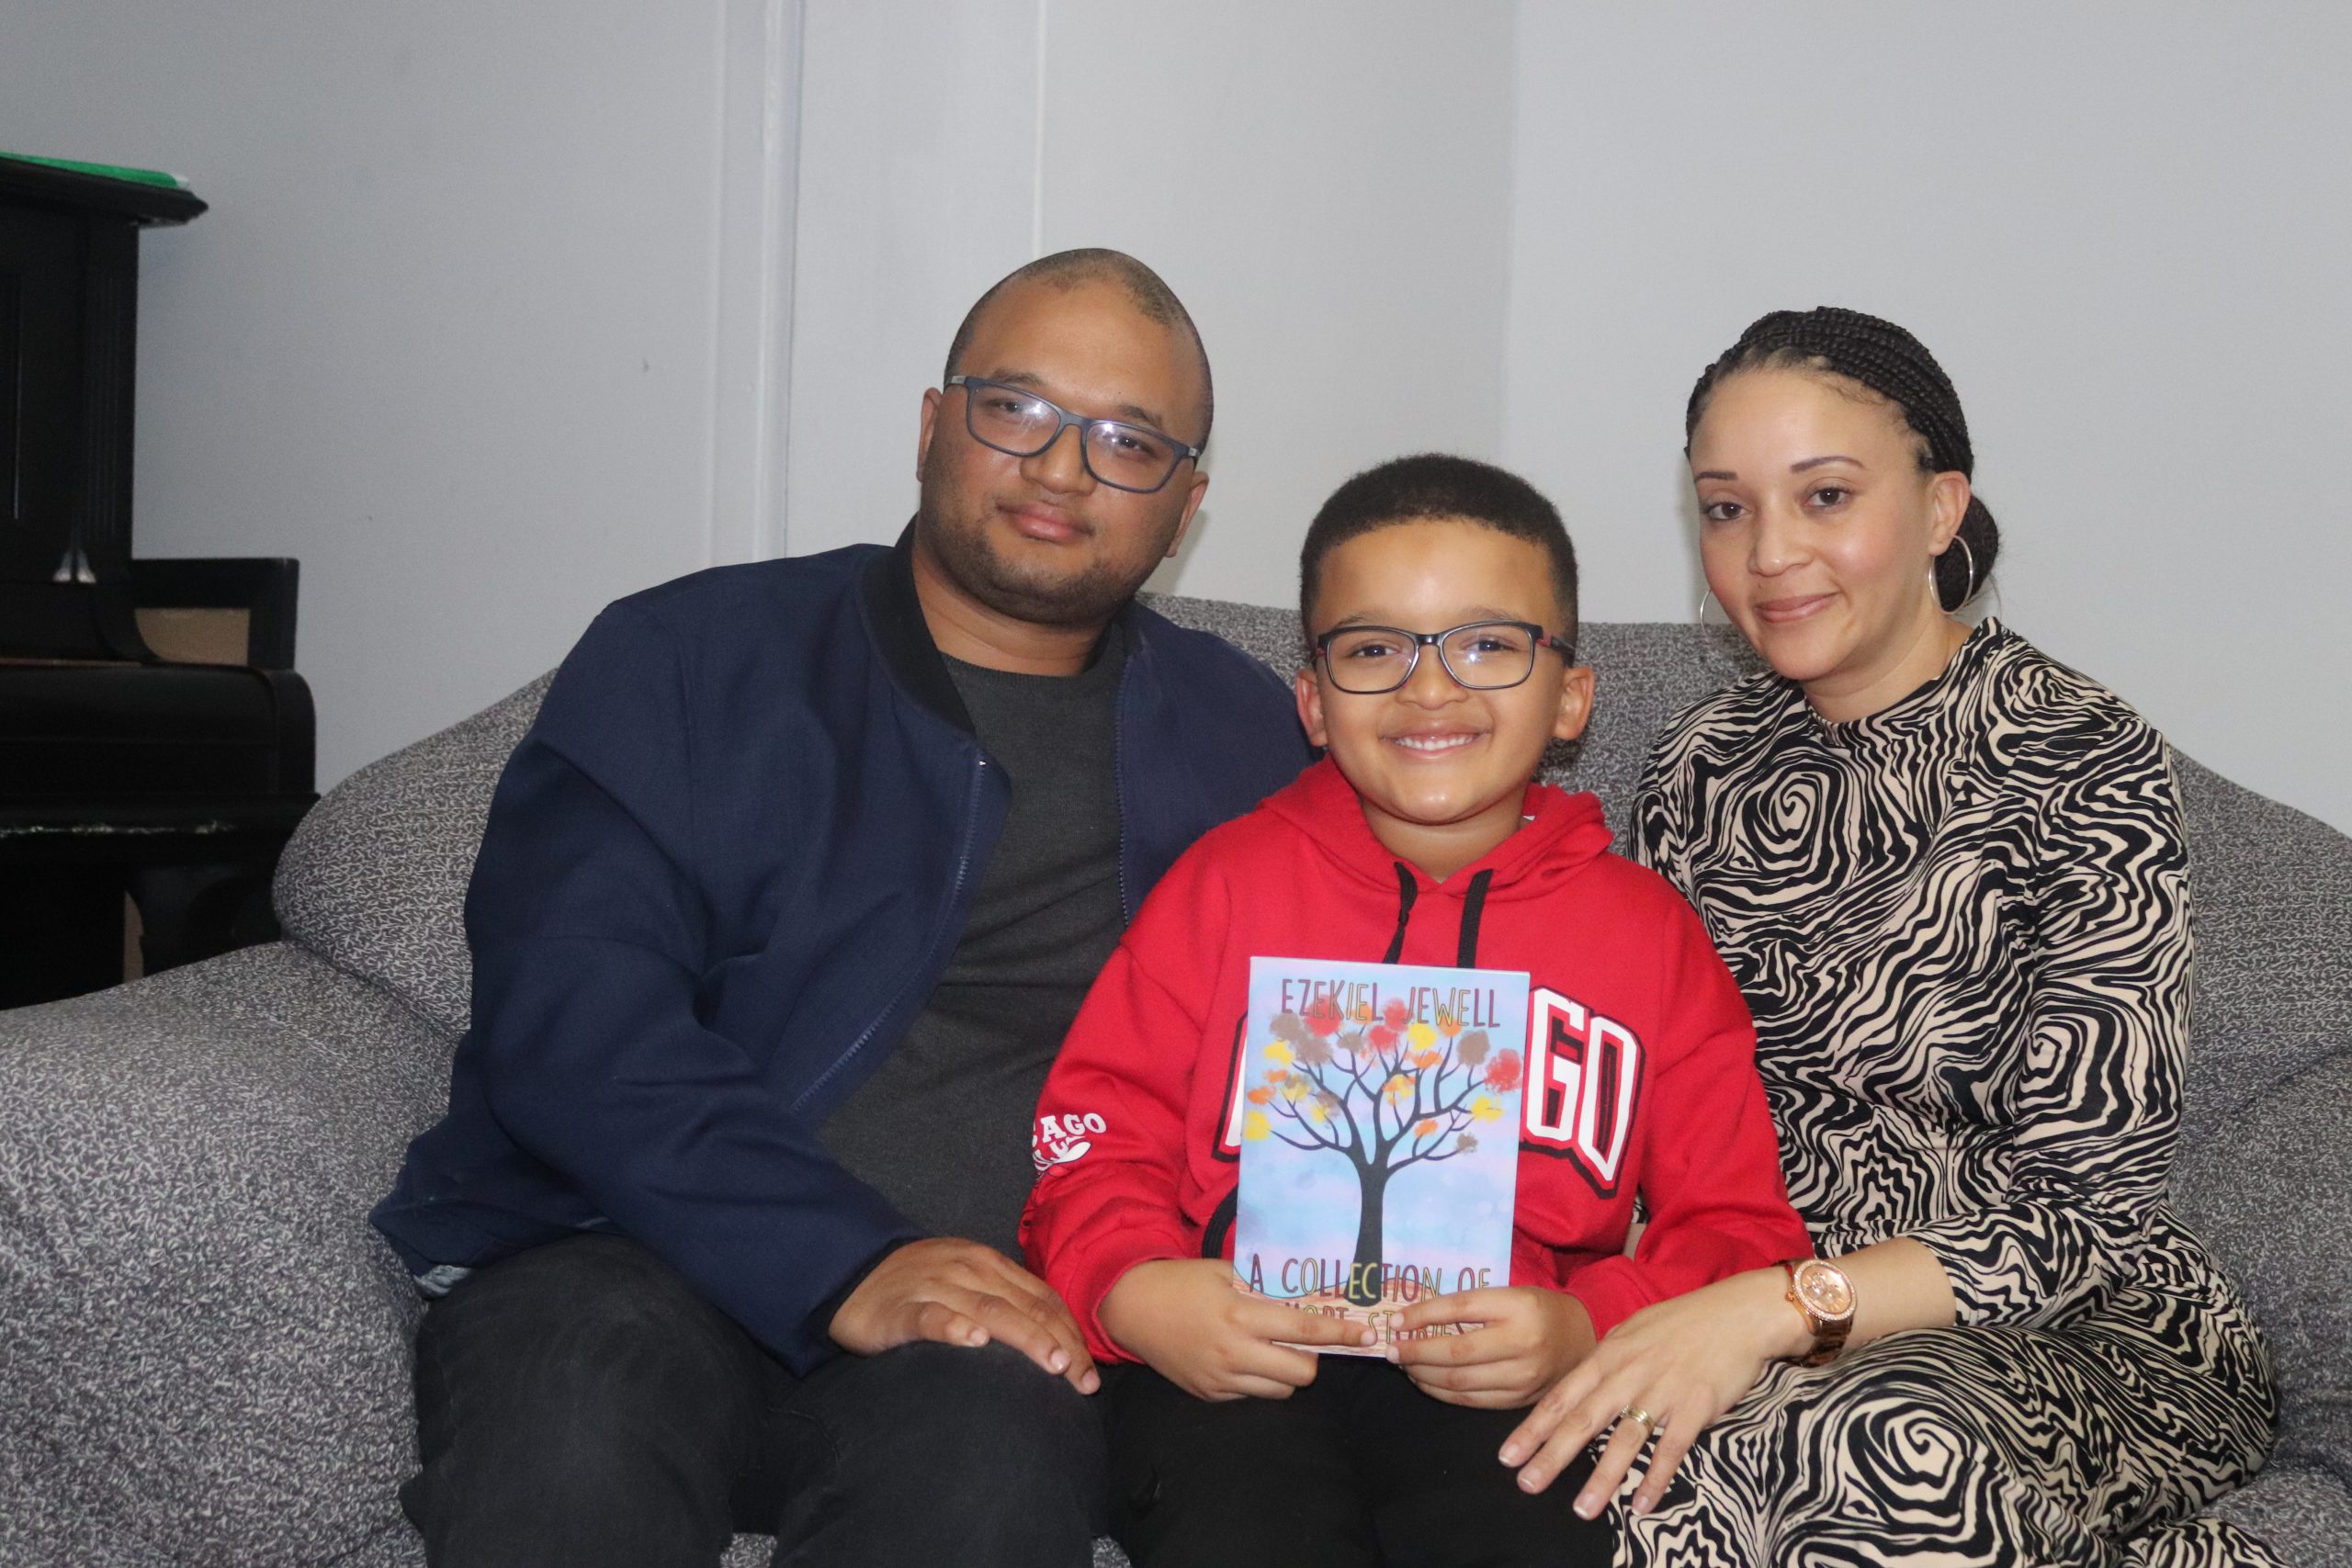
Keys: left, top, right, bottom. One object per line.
{"left": 1685, "top": 307, "right": 1998, "bottom": 612}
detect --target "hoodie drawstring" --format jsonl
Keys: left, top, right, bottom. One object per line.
{"left": 1456, "top": 869, "right": 1494, "bottom": 967}
{"left": 1380, "top": 863, "right": 1419, "bottom": 964}
{"left": 1382, "top": 862, "right": 1496, "bottom": 968}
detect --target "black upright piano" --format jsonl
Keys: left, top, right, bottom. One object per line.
{"left": 1, "top": 153, "right": 315, "bottom": 1007}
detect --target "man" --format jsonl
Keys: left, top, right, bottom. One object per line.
{"left": 374, "top": 249, "right": 1312, "bottom": 1567}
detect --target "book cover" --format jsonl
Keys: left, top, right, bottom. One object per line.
{"left": 1233, "top": 955, "right": 1529, "bottom": 1353}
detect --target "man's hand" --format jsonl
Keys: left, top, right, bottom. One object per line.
{"left": 1099, "top": 1258, "right": 1374, "bottom": 1401}
{"left": 1390, "top": 1287, "right": 1595, "bottom": 1409}
{"left": 828, "top": 1237, "right": 1101, "bottom": 1393}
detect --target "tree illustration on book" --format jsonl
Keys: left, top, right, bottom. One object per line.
{"left": 1234, "top": 957, "right": 1529, "bottom": 1348}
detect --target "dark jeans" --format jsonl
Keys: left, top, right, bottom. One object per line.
{"left": 1106, "top": 1359, "right": 1611, "bottom": 1568}
{"left": 403, "top": 1234, "right": 1105, "bottom": 1568}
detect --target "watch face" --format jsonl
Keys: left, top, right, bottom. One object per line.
{"left": 1797, "top": 1262, "right": 1854, "bottom": 1317}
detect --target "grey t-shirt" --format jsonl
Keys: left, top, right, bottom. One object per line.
{"left": 818, "top": 637, "right": 1126, "bottom": 1258}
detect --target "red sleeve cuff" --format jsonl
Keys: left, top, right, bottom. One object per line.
{"left": 1559, "top": 1256, "right": 1657, "bottom": 1340}
{"left": 1063, "top": 1232, "right": 1195, "bottom": 1364}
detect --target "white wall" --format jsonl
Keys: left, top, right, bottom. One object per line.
{"left": 792, "top": 0, "right": 2352, "bottom": 834}
{"left": 787, "top": 0, "right": 1516, "bottom": 612}
{"left": 1040, "top": 2, "right": 1515, "bottom": 608}
{"left": 785, "top": 0, "right": 1038, "bottom": 556}
{"left": 0, "top": 0, "right": 797, "bottom": 787}
{"left": 1503, "top": 3, "right": 2352, "bottom": 833}
{"left": 8, "top": 2, "right": 2346, "bottom": 835}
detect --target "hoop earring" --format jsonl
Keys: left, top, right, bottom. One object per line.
{"left": 1937, "top": 535, "right": 1978, "bottom": 611}
{"left": 1696, "top": 585, "right": 1717, "bottom": 623}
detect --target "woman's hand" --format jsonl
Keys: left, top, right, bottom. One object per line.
{"left": 1501, "top": 1268, "right": 1808, "bottom": 1515}
{"left": 1100, "top": 1258, "right": 1374, "bottom": 1401}
{"left": 1390, "top": 1287, "right": 1595, "bottom": 1409}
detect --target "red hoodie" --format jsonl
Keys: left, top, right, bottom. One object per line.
{"left": 1021, "top": 756, "right": 1811, "bottom": 1364}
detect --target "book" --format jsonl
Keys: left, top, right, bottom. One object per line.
{"left": 1233, "top": 955, "right": 1529, "bottom": 1354}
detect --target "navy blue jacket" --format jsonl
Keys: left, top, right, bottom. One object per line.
{"left": 373, "top": 537, "right": 1311, "bottom": 1370}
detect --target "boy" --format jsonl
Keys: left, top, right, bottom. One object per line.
{"left": 1020, "top": 455, "right": 1809, "bottom": 1566}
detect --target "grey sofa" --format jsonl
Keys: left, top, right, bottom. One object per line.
{"left": 4, "top": 603, "right": 2347, "bottom": 1568}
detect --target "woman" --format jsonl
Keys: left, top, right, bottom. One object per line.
{"left": 1500, "top": 308, "right": 2278, "bottom": 1564}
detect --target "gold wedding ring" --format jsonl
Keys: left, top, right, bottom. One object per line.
{"left": 1619, "top": 1404, "right": 1658, "bottom": 1433}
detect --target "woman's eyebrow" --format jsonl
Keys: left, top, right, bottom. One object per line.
{"left": 1692, "top": 468, "right": 1737, "bottom": 481}
{"left": 1791, "top": 454, "right": 1864, "bottom": 472}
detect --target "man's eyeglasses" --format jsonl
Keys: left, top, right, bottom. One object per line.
{"left": 1313, "top": 621, "right": 1571, "bottom": 695}
{"left": 946, "top": 375, "right": 1203, "bottom": 494}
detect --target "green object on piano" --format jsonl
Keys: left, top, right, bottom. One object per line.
{"left": 0, "top": 151, "right": 189, "bottom": 190}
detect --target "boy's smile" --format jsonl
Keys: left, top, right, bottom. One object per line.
{"left": 1296, "top": 519, "right": 1594, "bottom": 883}
{"left": 1391, "top": 732, "right": 1479, "bottom": 755}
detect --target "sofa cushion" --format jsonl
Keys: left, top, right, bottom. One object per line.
{"left": 2175, "top": 1051, "right": 2352, "bottom": 1454}
{"left": 2208, "top": 1461, "right": 2352, "bottom": 1566}
{"left": 0, "top": 942, "right": 455, "bottom": 1568}
{"left": 2171, "top": 755, "right": 2352, "bottom": 1143}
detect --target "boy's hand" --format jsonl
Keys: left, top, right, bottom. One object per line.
{"left": 1100, "top": 1258, "right": 1375, "bottom": 1401}
{"left": 829, "top": 1236, "right": 1101, "bottom": 1393}
{"left": 1390, "top": 1287, "right": 1595, "bottom": 1408}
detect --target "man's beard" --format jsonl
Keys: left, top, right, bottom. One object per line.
{"left": 916, "top": 495, "right": 1170, "bottom": 629}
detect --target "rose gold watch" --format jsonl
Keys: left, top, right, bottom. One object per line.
{"left": 1782, "top": 1258, "right": 1856, "bottom": 1366}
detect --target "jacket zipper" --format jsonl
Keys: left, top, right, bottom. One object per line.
{"left": 1113, "top": 651, "right": 1134, "bottom": 922}
{"left": 1114, "top": 751, "right": 1131, "bottom": 925}
{"left": 792, "top": 752, "right": 990, "bottom": 1112}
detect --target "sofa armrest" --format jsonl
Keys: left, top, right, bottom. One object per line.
{"left": 2175, "top": 1049, "right": 2352, "bottom": 1482}
{"left": 0, "top": 942, "right": 454, "bottom": 1568}
{"left": 2209, "top": 1461, "right": 2352, "bottom": 1568}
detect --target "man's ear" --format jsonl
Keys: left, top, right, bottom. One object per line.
{"left": 1295, "top": 666, "right": 1330, "bottom": 749}
{"left": 916, "top": 387, "right": 943, "bottom": 482}
{"left": 1553, "top": 663, "right": 1596, "bottom": 744}
{"left": 1168, "top": 470, "right": 1210, "bottom": 558}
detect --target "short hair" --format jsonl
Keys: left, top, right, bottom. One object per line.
{"left": 1686, "top": 306, "right": 1998, "bottom": 612}
{"left": 942, "top": 248, "right": 1214, "bottom": 446}
{"left": 1298, "top": 454, "right": 1579, "bottom": 661}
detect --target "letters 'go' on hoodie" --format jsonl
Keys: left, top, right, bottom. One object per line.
{"left": 1021, "top": 756, "right": 1815, "bottom": 1365}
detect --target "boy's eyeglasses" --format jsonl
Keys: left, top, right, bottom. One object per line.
{"left": 1313, "top": 621, "right": 1571, "bottom": 695}
{"left": 945, "top": 375, "right": 1204, "bottom": 494}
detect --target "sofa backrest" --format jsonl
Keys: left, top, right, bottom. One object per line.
{"left": 274, "top": 602, "right": 2350, "bottom": 1151}
{"left": 1151, "top": 597, "right": 1764, "bottom": 834}
{"left": 275, "top": 674, "right": 549, "bottom": 1038}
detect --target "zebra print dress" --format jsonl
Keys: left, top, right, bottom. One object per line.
{"left": 1623, "top": 619, "right": 2278, "bottom": 1566}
